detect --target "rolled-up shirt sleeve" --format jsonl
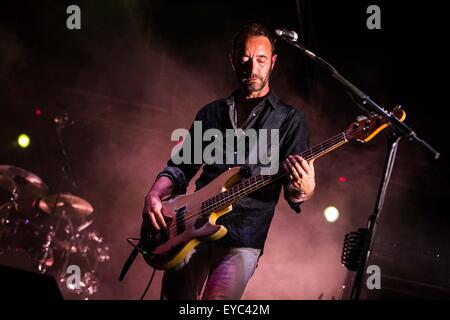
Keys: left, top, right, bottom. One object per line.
{"left": 156, "top": 166, "right": 189, "bottom": 195}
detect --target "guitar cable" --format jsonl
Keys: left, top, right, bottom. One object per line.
{"left": 120, "top": 237, "right": 156, "bottom": 300}
{"left": 126, "top": 237, "right": 148, "bottom": 256}
{"left": 140, "top": 267, "right": 156, "bottom": 300}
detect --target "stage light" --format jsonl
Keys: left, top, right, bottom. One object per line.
{"left": 339, "top": 176, "right": 347, "bottom": 183}
{"left": 324, "top": 206, "right": 339, "bottom": 223}
{"left": 18, "top": 134, "right": 30, "bottom": 148}
{"left": 34, "top": 108, "right": 42, "bottom": 117}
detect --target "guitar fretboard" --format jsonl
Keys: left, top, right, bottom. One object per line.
{"left": 201, "top": 132, "right": 349, "bottom": 215}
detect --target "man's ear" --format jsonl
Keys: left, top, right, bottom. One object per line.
{"left": 271, "top": 54, "right": 278, "bottom": 71}
{"left": 229, "top": 53, "right": 236, "bottom": 72}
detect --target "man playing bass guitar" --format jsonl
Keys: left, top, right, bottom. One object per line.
{"left": 143, "top": 23, "right": 316, "bottom": 300}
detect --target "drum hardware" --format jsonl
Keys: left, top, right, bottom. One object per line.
{"left": 1, "top": 118, "right": 110, "bottom": 298}
{"left": 38, "top": 193, "right": 94, "bottom": 218}
{"left": 0, "top": 165, "right": 49, "bottom": 201}
{"left": 0, "top": 165, "right": 110, "bottom": 299}
{"left": 0, "top": 165, "right": 49, "bottom": 218}
{"left": 34, "top": 112, "right": 78, "bottom": 276}
{"left": 77, "top": 219, "right": 93, "bottom": 233}
{"left": 36, "top": 225, "right": 57, "bottom": 273}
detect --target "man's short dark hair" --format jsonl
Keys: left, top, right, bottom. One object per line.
{"left": 231, "top": 23, "right": 276, "bottom": 57}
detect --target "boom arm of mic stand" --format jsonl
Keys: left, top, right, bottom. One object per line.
{"left": 276, "top": 35, "right": 440, "bottom": 160}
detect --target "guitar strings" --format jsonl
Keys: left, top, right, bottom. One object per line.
{"left": 162, "top": 120, "right": 382, "bottom": 235}
{"left": 162, "top": 131, "right": 351, "bottom": 234}
{"left": 163, "top": 176, "right": 275, "bottom": 235}
{"left": 163, "top": 131, "right": 352, "bottom": 234}
{"left": 164, "top": 132, "right": 350, "bottom": 234}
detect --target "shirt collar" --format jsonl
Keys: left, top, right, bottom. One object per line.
{"left": 226, "top": 90, "right": 279, "bottom": 109}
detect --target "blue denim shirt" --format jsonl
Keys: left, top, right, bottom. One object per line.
{"left": 156, "top": 91, "right": 309, "bottom": 249}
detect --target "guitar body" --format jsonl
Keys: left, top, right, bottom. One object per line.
{"left": 141, "top": 167, "right": 242, "bottom": 270}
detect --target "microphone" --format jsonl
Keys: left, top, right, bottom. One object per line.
{"left": 54, "top": 112, "right": 75, "bottom": 128}
{"left": 274, "top": 28, "right": 299, "bottom": 42}
{"left": 275, "top": 28, "right": 317, "bottom": 59}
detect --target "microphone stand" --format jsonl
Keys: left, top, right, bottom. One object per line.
{"left": 36, "top": 116, "right": 78, "bottom": 273}
{"left": 275, "top": 32, "right": 440, "bottom": 300}
{"left": 55, "top": 120, "right": 78, "bottom": 190}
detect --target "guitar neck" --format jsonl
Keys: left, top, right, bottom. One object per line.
{"left": 202, "top": 132, "right": 349, "bottom": 213}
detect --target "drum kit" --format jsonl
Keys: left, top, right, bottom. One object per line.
{"left": 0, "top": 165, "right": 110, "bottom": 299}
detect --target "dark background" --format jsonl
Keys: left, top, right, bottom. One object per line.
{"left": 0, "top": 1, "right": 449, "bottom": 299}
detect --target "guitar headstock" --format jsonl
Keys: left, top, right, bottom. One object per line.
{"left": 345, "top": 106, "right": 407, "bottom": 143}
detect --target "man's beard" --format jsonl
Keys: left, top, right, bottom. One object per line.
{"left": 240, "top": 68, "right": 272, "bottom": 93}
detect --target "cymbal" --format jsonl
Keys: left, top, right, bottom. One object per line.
{"left": 38, "top": 193, "right": 94, "bottom": 218}
{"left": 0, "top": 165, "right": 49, "bottom": 199}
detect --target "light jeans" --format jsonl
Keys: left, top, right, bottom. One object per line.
{"left": 160, "top": 242, "right": 261, "bottom": 300}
